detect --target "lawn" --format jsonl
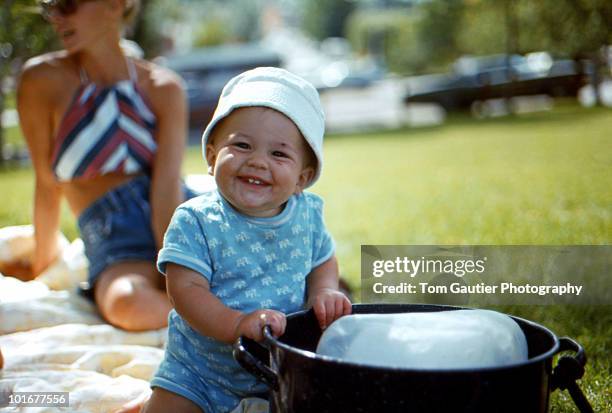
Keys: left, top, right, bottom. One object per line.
{"left": 1, "top": 104, "right": 610, "bottom": 411}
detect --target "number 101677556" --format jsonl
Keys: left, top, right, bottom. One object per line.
{"left": 1, "top": 391, "right": 69, "bottom": 407}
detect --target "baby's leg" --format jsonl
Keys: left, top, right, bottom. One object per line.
{"left": 141, "top": 388, "right": 203, "bottom": 413}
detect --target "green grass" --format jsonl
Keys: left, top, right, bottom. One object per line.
{"left": 1, "top": 105, "right": 610, "bottom": 411}
{"left": 3, "top": 125, "right": 25, "bottom": 147}
{"left": 312, "top": 107, "right": 611, "bottom": 280}
{"left": 2, "top": 91, "right": 21, "bottom": 148}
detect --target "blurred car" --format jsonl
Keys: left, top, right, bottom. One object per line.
{"left": 313, "top": 59, "right": 386, "bottom": 92}
{"left": 404, "top": 53, "right": 588, "bottom": 110}
{"left": 163, "top": 44, "right": 282, "bottom": 129}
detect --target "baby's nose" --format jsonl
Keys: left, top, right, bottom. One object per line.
{"left": 246, "top": 152, "right": 268, "bottom": 169}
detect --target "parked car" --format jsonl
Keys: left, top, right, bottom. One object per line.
{"left": 163, "top": 44, "right": 282, "bottom": 129}
{"left": 404, "top": 53, "right": 588, "bottom": 110}
{"left": 311, "top": 59, "right": 386, "bottom": 92}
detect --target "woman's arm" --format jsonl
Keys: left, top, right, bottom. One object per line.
{"left": 147, "top": 67, "right": 189, "bottom": 249}
{"left": 17, "top": 61, "right": 62, "bottom": 277}
{"left": 166, "top": 263, "right": 286, "bottom": 343}
{"left": 306, "top": 255, "right": 352, "bottom": 329}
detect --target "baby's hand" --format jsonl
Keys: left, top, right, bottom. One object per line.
{"left": 310, "top": 288, "right": 352, "bottom": 330}
{"left": 235, "top": 309, "right": 286, "bottom": 342}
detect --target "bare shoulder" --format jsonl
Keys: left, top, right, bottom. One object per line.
{"left": 19, "top": 51, "right": 77, "bottom": 96}
{"left": 135, "top": 59, "right": 185, "bottom": 104}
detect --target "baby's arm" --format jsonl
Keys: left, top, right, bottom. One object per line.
{"left": 306, "top": 256, "right": 352, "bottom": 330}
{"left": 166, "top": 263, "right": 286, "bottom": 343}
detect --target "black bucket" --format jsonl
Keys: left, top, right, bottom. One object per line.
{"left": 234, "top": 304, "right": 593, "bottom": 413}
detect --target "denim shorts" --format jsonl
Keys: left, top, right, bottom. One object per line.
{"left": 78, "top": 175, "right": 197, "bottom": 290}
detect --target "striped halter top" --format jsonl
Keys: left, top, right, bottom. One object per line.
{"left": 52, "top": 59, "right": 157, "bottom": 181}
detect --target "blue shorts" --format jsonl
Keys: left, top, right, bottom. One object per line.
{"left": 77, "top": 175, "right": 197, "bottom": 289}
{"left": 151, "top": 348, "right": 219, "bottom": 413}
{"left": 151, "top": 315, "right": 268, "bottom": 413}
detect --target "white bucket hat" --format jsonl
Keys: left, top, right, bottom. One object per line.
{"left": 201, "top": 67, "right": 325, "bottom": 187}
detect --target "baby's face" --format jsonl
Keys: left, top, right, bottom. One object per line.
{"left": 206, "top": 107, "right": 315, "bottom": 217}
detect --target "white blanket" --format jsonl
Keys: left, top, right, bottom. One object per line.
{"left": 0, "top": 275, "right": 165, "bottom": 412}
{"left": 0, "top": 225, "right": 165, "bottom": 412}
{"left": 0, "top": 224, "right": 267, "bottom": 413}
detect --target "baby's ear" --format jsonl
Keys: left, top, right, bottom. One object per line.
{"left": 295, "top": 166, "right": 315, "bottom": 193}
{"left": 205, "top": 144, "right": 217, "bottom": 175}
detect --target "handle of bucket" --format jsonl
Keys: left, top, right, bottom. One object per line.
{"left": 232, "top": 327, "right": 279, "bottom": 391}
{"left": 551, "top": 337, "right": 593, "bottom": 413}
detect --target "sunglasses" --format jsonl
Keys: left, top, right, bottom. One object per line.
{"left": 39, "top": 0, "right": 95, "bottom": 20}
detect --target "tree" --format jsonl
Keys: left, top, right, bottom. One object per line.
{"left": 0, "top": 0, "right": 56, "bottom": 165}
{"left": 303, "top": 0, "right": 356, "bottom": 40}
{"left": 346, "top": 9, "right": 423, "bottom": 75}
{"left": 131, "top": 0, "right": 186, "bottom": 57}
{"left": 416, "top": 0, "right": 466, "bottom": 67}
{"left": 192, "top": 0, "right": 263, "bottom": 48}
{"left": 417, "top": 0, "right": 611, "bottom": 82}
{"left": 521, "top": 0, "right": 612, "bottom": 104}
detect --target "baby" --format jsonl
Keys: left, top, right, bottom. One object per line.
{"left": 143, "top": 67, "right": 352, "bottom": 413}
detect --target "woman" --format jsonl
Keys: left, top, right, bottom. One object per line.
{"left": 17, "top": 0, "right": 191, "bottom": 331}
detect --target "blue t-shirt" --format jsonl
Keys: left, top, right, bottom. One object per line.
{"left": 156, "top": 188, "right": 334, "bottom": 403}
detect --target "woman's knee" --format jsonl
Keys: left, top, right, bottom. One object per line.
{"left": 101, "top": 282, "right": 141, "bottom": 326}
{"left": 95, "top": 266, "right": 169, "bottom": 330}
{"left": 102, "top": 285, "right": 169, "bottom": 330}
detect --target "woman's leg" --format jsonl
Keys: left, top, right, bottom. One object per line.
{"left": 94, "top": 261, "right": 171, "bottom": 331}
{"left": 141, "top": 388, "right": 203, "bottom": 413}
